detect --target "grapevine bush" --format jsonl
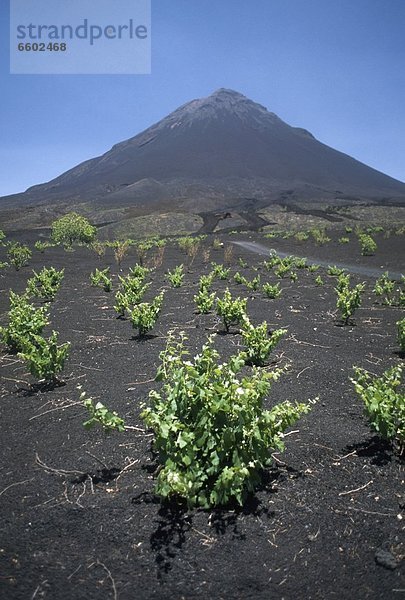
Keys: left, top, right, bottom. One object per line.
{"left": 141, "top": 332, "right": 313, "bottom": 508}
{"left": 351, "top": 365, "right": 404, "bottom": 454}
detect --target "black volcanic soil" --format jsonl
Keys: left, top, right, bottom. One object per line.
{"left": 0, "top": 230, "right": 404, "bottom": 600}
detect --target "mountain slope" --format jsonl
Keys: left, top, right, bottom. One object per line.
{"left": 2, "top": 88, "right": 405, "bottom": 214}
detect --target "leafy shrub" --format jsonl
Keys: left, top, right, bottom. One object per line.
{"left": 167, "top": 264, "right": 184, "bottom": 288}
{"left": 351, "top": 365, "right": 404, "bottom": 454}
{"left": 0, "top": 261, "right": 9, "bottom": 269}
{"left": 275, "top": 263, "right": 290, "bottom": 279}
{"left": 397, "top": 318, "right": 405, "bottom": 352}
{"left": 345, "top": 226, "right": 353, "bottom": 234}
{"left": 315, "top": 275, "right": 324, "bottom": 286}
{"left": 310, "top": 228, "right": 330, "bottom": 245}
{"left": 114, "top": 240, "right": 131, "bottom": 268}
{"left": 373, "top": 272, "right": 395, "bottom": 305}
{"left": 141, "top": 332, "right": 313, "bottom": 508}
{"left": 234, "top": 272, "right": 260, "bottom": 291}
{"left": 335, "top": 272, "right": 351, "bottom": 293}
{"left": 194, "top": 287, "right": 216, "bottom": 314}
{"left": 216, "top": 289, "right": 247, "bottom": 332}
{"left": 7, "top": 242, "right": 32, "bottom": 270}
{"left": 90, "top": 267, "right": 112, "bottom": 292}
{"left": 128, "top": 264, "right": 150, "bottom": 279}
{"left": 114, "top": 275, "right": 150, "bottom": 317}
{"left": 199, "top": 273, "right": 214, "bottom": 290}
{"left": 238, "top": 257, "right": 248, "bottom": 268}
{"left": 18, "top": 331, "right": 70, "bottom": 383}
{"left": 90, "top": 240, "right": 106, "bottom": 259}
{"left": 211, "top": 262, "right": 230, "bottom": 280}
{"left": 0, "top": 292, "right": 49, "bottom": 352}
{"left": 130, "top": 292, "right": 164, "bottom": 337}
{"left": 327, "top": 265, "right": 345, "bottom": 277}
{"left": 27, "top": 267, "right": 64, "bottom": 301}
{"left": 51, "top": 212, "right": 96, "bottom": 246}
{"left": 82, "top": 394, "right": 125, "bottom": 433}
{"left": 358, "top": 233, "right": 377, "bottom": 256}
{"left": 34, "top": 240, "right": 53, "bottom": 253}
{"left": 262, "top": 282, "right": 281, "bottom": 299}
{"left": 0, "top": 229, "right": 5, "bottom": 245}
{"left": 241, "top": 320, "right": 287, "bottom": 366}
{"left": 335, "top": 281, "right": 365, "bottom": 325}
{"left": 338, "top": 236, "right": 350, "bottom": 244}
{"left": 307, "top": 264, "right": 320, "bottom": 273}
{"left": 294, "top": 257, "right": 307, "bottom": 269}
{"left": 289, "top": 271, "right": 298, "bottom": 282}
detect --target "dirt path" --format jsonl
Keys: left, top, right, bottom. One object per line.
{"left": 233, "top": 240, "right": 404, "bottom": 280}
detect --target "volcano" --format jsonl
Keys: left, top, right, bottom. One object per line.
{"left": 1, "top": 88, "right": 405, "bottom": 224}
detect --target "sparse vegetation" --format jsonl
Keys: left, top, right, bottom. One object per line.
{"left": 27, "top": 267, "right": 64, "bottom": 301}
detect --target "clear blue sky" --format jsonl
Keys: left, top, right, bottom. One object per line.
{"left": 1, "top": 0, "right": 404, "bottom": 197}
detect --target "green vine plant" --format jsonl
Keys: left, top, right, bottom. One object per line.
{"left": 90, "top": 267, "right": 112, "bottom": 292}
{"left": 335, "top": 278, "right": 365, "bottom": 325}
{"left": 130, "top": 291, "right": 165, "bottom": 337}
{"left": 113, "top": 274, "right": 151, "bottom": 318}
{"left": 18, "top": 331, "right": 70, "bottom": 384}
{"left": 167, "top": 264, "right": 185, "bottom": 288}
{"left": 194, "top": 286, "right": 216, "bottom": 314}
{"left": 0, "top": 291, "right": 49, "bottom": 352}
{"left": 351, "top": 365, "right": 404, "bottom": 455}
{"left": 373, "top": 272, "right": 403, "bottom": 306}
{"left": 358, "top": 233, "right": 377, "bottom": 256}
{"left": 27, "top": 266, "right": 64, "bottom": 301}
{"left": 211, "top": 262, "right": 230, "bottom": 280}
{"left": 81, "top": 389, "right": 125, "bottom": 433}
{"left": 6, "top": 242, "right": 32, "bottom": 271}
{"left": 262, "top": 282, "right": 282, "bottom": 299}
{"left": 216, "top": 288, "right": 247, "bottom": 332}
{"left": 241, "top": 320, "right": 287, "bottom": 366}
{"left": 141, "top": 332, "right": 314, "bottom": 508}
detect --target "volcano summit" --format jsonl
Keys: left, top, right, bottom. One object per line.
{"left": 1, "top": 88, "right": 404, "bottom": 231}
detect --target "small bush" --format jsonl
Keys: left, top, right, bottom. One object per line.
{"left": 130, "top": 292, "right": 164, "bottom": 337}
{"left": 7, "top": 242, "right": 32, "bottom": 270}
{"left": 141, "top": 332, "right": 313, "bottom": 508}
{"left": 27, "top": 267, "right": 64, "bottom": 301}
{"left": 194, "top": 287, "right": 216, "bottom": 314}
{"left": 18, "top": 331, "right": 70, "bottom": 383}
{"left": 51, "top": 212, "right": 96, "bottom": 246}
{"left": 216, "top": 289, "right": 247, "bottom": 332}
{"left": 241, "top": 320, "right": 287, "bottom": 366}
{"left": 358, "top": 233, "right": 377, "bottom": 256}
{"left": 374, "top": 272, "right": 396, "bottom": 305}
{"left": 262, "top": 282, "right": 281, "bottom": 299}
{"left": 90, "top": 267, "right": 112, "bottom": 292}
{"left": 351, "top": 365, "right": 404, "bottom": 454}
{"left": 211, "top": 262, "right": 230, "bottom": 280}
{"left": 82, "top": 394, "right": 125, "bottom": 433}
{"left": 0, "top": 292, "right": 49, "bottom": 352}
{"left": 335, "top": 281, "right": 365, "bottom": 325}
{"left": 167, "top": 265, "right": 184, "bottom": 288}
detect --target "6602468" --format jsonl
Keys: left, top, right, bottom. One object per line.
{"left": 17, "top": 42, "right": 67, "bottom": 51}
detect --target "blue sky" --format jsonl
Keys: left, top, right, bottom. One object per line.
{"left": 0, "top": 0, "right": 404, "bottom": 197}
